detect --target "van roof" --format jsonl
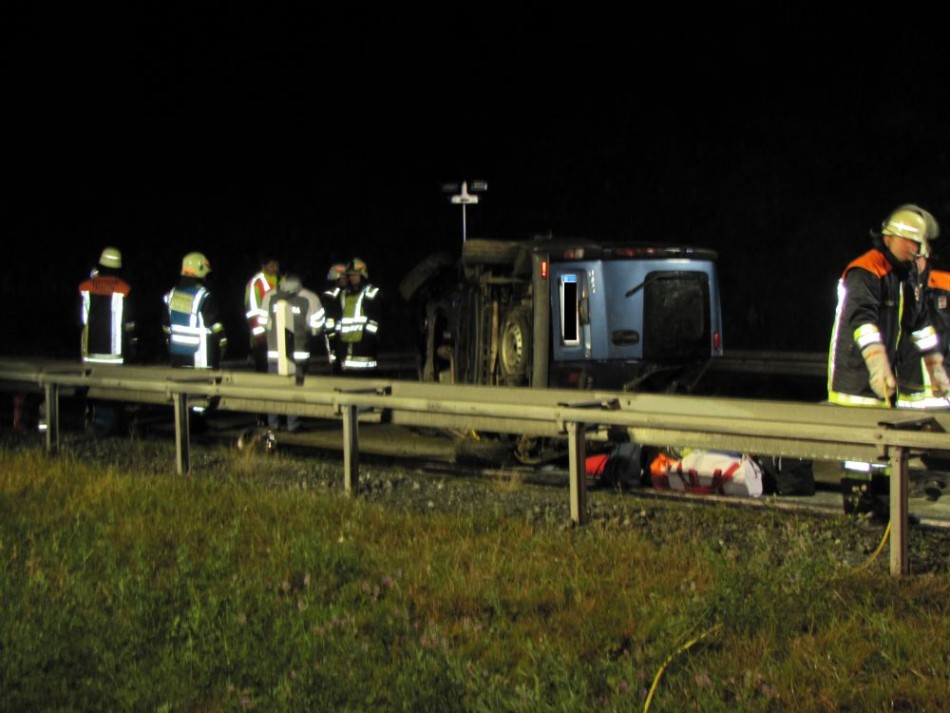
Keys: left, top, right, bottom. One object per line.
{"left": 528, "top": 238, "right": 718, "bottom": 262}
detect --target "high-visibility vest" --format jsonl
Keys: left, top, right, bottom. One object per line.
{"left": 164, "top": 285, "right": 222, "bottom": 368}
{"left": 339, "top": 285, "right": 379, "bottom": 343}
{"left": 245, "top": 271, "right": 278, "bottom": 339}
{"left": 79, "top": 273, "right": 133, "bottom": 364}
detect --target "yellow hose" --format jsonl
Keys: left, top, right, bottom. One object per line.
{"left": 643, "top": 623, "right": 722, "bottom": 713}
{"left": 853, "top": 520, "right": 891, "bottom": 572}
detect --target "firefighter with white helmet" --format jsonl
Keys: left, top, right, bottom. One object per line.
{"left": 337, "top": 257, "right": 381, "bottom": 374}
{"left": 162, "top": 252, "right": 228, "bottom": 369}
{"left": 828, "top": 204, "right": 949, "bottom": 515}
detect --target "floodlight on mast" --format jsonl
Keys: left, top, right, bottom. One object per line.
{"left": 442, "top": 180, "right": 487, "bottom": 243}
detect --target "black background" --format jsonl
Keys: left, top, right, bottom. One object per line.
{"left": 5, "top": 6, "right": 950, "bottom": 361}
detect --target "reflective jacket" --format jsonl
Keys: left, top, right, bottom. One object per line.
{"left": 260, "top": 276, "right": 325, "bottom": 374}
{"left": 322, "top": 285, "right": 344, "bottom": 365}
{"left": 245, "top": 270, "right": 278, "bottom": 346}
{"left": 897, "top": 267, "right": 950, "bottom": 408}
{"left": 828, "top": 247, "right": 938, "bottom": 406}
{"left": 338, "top": 283, "right": 381, "bottom": 371}
{"left": 927, "top": 269, "right": 950, "bottom": 359}
{"left": 79, "top": 268, "right": 135, "bottom": 364}
{"left": 163, "top": 277, "right": 227, "bottom": 368}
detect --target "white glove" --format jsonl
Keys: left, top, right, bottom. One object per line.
{"left": 924, "top": 353, "right": 950, "bottom": 397}
{"left": 862, "top": 343, "right": 896, "bottom": 402}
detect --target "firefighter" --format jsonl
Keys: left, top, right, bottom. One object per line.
{"left": 259, "top": 273, "right": 325, "bottom": 431}
{"left": 926, "top": 265, "right": 950, "bottom": 360}
{"left": 163, "top": 252, "right": 228, "bottom": 369}
{"left": 828, "top": 204, "right": 950, "bottom": 515}
{"left": 79, "top": 247, "right": 136, "bottom": 365}
{"left": 322, "top": 262, "right": 347, "bottom": 374}
{"left": 244, "top": 255, "right": 280, "bottom": 373}
{"left": 898, "top": 215, "right": 950, "bottom": 409}
{"left": 338, "top": 257, "right": 381, "bottom": 374}
{"left": 902, "top": 234, "right": 950, "bottom": 499}
{"left": 78, "top": 247, "right": 136, "bottom": 435}
{"left": 244, "top": 255, "right": 280, "bottom": 424}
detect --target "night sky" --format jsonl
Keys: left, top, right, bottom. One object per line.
{"left": 5, "top": 7, "right": 950, "bottom": 361}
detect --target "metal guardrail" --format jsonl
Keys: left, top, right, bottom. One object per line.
{"left": 2, "top": 357, "right": 949, "bottom": 576}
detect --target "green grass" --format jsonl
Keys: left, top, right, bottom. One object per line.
{"left": 1, "top": 442, "right": 949, "bottom": 712}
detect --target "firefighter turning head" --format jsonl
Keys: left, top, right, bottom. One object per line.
{"left": 181, "top": 252, "right": 211, "bottom": 278}
{"left": 345, "top": 257, "right": 368, "bottom": 292}
{"left": 880, "top": 205, "right": 939, "bottom": 264}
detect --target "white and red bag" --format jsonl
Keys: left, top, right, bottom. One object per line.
{"left": 649, "top": 449, "right": 764, "bottom": 498}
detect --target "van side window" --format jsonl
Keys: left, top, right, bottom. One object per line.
{"left": 559, "top": 274, "right": 580, "bottom": 345}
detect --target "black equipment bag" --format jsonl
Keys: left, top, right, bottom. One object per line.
{"left": 758, "top": 456, "right": 816, "bottom": 496}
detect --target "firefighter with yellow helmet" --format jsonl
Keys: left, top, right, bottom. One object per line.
{"left": 337, "top": 257, "right": 381, "bottom": 373}
{"left": 79, "top": 247, "right": 136, "bottom": 365}
{"left": 78, "top": 246, "right": 136, "bottom": 435}
{"left": 322, "top": 262, "right": 348, "bottom": 373}
{"left": 162, "top": 252, "right": 228, "bottom": 369}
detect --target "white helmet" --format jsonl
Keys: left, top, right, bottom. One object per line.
{"left": 881, "top": 205, "right": 939, "bottom": 250}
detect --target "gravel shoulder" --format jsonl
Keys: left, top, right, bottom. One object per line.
{"left": 5, "top": 426, "right": 950, "bottom": 575}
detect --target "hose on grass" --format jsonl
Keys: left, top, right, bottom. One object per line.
{"left": 853, "top": 520, "right": 891, "bottom": 572}
{"left": 643, "top": 622, "right": 722, "bottom": 713}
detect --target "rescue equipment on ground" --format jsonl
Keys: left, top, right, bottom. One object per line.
{"left": 648, "top": 448, "right": 764, "bottom": 498}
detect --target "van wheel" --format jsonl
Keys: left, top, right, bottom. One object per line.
{"left": 462, "top": 239, "right": 527, "bottom": 267}
{"left": 514, "top": 435, "right": 564, "bottom": 465}
{"left": 499, "top": 305, "right": 531, "bottom": 384}
{"left": 398, "top": 253, "right": 456, "bottom": 302}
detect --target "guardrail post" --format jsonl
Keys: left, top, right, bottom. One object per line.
{"left": 343, "top": 404, "right": 359, "bottom": 496}
{"left": 173, "top": 393, "right": 190, "bottom": 475}
{"left": 889, "top": 445, "right": 909, "bottom": 576}
{"left": 43, "top": 383, "right": 59, "bottom": 454}
{"left": 567, "top": 421, "right": 588, "bottom": 524}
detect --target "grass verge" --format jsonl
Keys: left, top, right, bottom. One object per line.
{"left": 1, "top": 441, "right": 949, "bottom": 711}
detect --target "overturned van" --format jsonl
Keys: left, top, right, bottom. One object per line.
{"left": 400, "top": 236, "right": 724, "bottom": 394}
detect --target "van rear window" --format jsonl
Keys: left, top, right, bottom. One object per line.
{"left": 559, "top": 274, "right": 580, "bottom": 345}
{"left": 642, "top": 271, "right": 710, "bottom": 360}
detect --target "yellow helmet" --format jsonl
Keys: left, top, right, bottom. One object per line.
{"left": 881, "top": 205, "right": 939, "bottom": 247}
{"left": 327, "top": 262, "right": 347, "bottom": 280}
{"left": 98, "top": 247, "right": 122, "bottom": 269}
{"left": 346, "top": 257, "right": 368, "bottom": 278}
{"left": 181, "top": 252, "right": 211, "bottom": 278}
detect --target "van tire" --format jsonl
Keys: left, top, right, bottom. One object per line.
{"left": 462, "top": 239, "right": 526, "bottom": 267}
{"left": 499, "top": 305, "right": 532, "bottom": 384}
{"left": 399, "top": 253, "right": 456, "bottom": 302}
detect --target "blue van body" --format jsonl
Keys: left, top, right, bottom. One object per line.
{"left": 400, "top": 237, "right": 723, "bottom": 394}
{"left": 541, "top": 242, "right": 723, "bottom": 391}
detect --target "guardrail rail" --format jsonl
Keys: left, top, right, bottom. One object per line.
{"left": 2, "top": 357, "right": 949, "bottom": 576}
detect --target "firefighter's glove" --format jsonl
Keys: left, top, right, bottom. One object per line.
{"left": 924, "top": 353, "right": 950, "bottom": 398}
{"left": 862, "top": 343, "right": 896, "bottom": 402}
